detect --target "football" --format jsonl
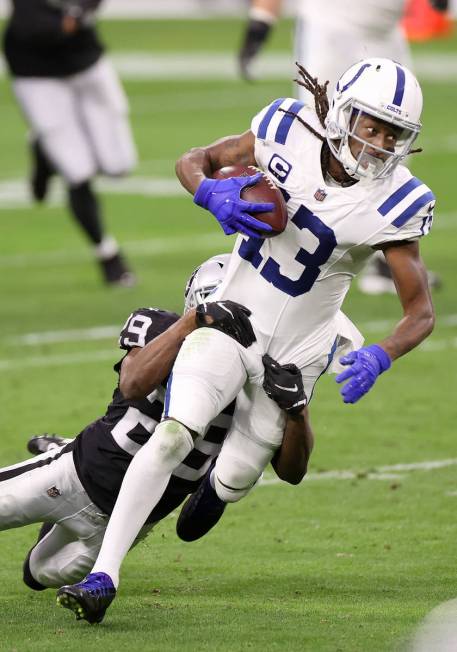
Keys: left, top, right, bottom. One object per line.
{"left": 212, "top": 164, "right": 288, "bottom": 237}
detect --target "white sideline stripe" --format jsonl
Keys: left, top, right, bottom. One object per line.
{"left": 8, "top": 313, "right": 457, "bottom": 347}
{"left": 2, "top": 334, "right": 457, "bottom": 369}
{"left": 0, "top": 232, "right": 226, "bottom": 268}
{"left": 1, "top": 175, "right": 456, "bottom": 235}
{"left": 11, "top": 326, "right": 121, "bottom": 345}
{"left": 0, "top": 176, "right": 185, "bottom": 210}
{"left": 0, "top": 350, "right": 117, "bottom": 371}
{"left": 260, "top": 458, "right": 457, "bottom": 485}
{"left": 1, "top": 52, "right": 454, "bottom": 82}
{"left": 359, "top": 313, "right": 457, "bottom": 333}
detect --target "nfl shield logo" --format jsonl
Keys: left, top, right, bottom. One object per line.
{"left": 314, "top": 188, "right": 327, "bottom": 202}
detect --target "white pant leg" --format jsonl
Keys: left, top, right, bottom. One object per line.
{"left": 213, "top": 344, "right": 335, "bottom": 502}
{"left": 0, "top": 448, "right": 99, "bottom": 529}
{"left": 72, "top": 57, "right": 137, "bottom": 176}
{"left": 30, "top": 521, "right": 153, "bottom": 588}
{"left": 165, "top": 328, "right": 264, "bottom": 435}
{"left": 214, "top": 385, "right": 285, "bottom": 502}
{"left": 0, "top": 448, "right": 154, "bottom": 587}
{"left": 13, "top": 77, "right": 97, "bottom": 184}
{"left": 296, "top": 22, "right": 370, "bottom": 99}
{"left": 29, "top": 519, "right": 105, "bottom": 588}
{"left": 295, "top": 21, "right": 411, "bottom": 100}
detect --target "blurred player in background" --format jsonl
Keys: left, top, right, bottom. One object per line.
{"left": 55, "top": 58, "right": 435, "bottom": 625}
{"left": 2, "top": 0, "right": 137, "bottom": 286}
{"left": 238, "top": 0, "right": 443, "bottom": 295}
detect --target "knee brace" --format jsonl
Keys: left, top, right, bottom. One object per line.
{"left": 148, "top": 419, "right": 194, "bottom": 472}
{"left": 213, "top": 460, "right": 262, "bottom": 503}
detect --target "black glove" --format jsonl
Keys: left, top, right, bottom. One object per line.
{"left": 196, "top": 301, "right": 256, "bottom": 348}
{"left": 262, "top": 354, "right": 306, "bottom": 415}
{"left": 238, "top": 18, "right": 273, "bottom": 81}
{"left": 428, "top": 0, "right": 448, "bottom": 10}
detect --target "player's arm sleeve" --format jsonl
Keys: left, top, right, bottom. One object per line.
{"left": 367, "top": 179, "right": 435, "bottom": 247}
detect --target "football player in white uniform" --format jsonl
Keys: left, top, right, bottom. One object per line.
{"left": 239, "top": 0, "right": 411, "bottom": 95}
{"left": 239, "top": 0, "right": 443, "bottom": 295}
{"left": 0, "top": 255, "right": 315, "bottom": 622}
{"left": 0, "top": 257, "right": 254, "bottom": 593}
{"left": 57, "top": 58, "right": 434, "bottom": 623}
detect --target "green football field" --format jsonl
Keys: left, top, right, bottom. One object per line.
{"left": 0, "top": 18, "right": 456, "bottom": 652}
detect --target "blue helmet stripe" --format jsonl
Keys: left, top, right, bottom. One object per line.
{"left": 257, "top": 98, "right": 285, "bottom": 139}
{"left": 392, "top": 191, "right": 435, "bottom": 228}
{"left": 377, "top": 177, "right": 423, "bottom": 216}
{"left": 340, "top": 63, "right": 372, "bottom": 93}
{"left": 274, "top": 101, "right": 304, "bottom": 144}
{"left": 393, "top": 65, "right": 406, "bottom": 106}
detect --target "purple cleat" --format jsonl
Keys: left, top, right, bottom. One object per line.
{"left": 56, "top": 572, "right": 116, "bottom": 624}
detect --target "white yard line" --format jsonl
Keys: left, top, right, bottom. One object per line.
{"left": 0, "top": 350, "right": 117, "bottom": 371}
{"left": 7, "top": 313, "right": 457, "bottom": 347}
{"left": 1, "top": 175, "right": 456, "bottom": 234}
{"left": 10, "top": 326, "right": 121, "bottom": 346}
{"left": 0, "top": 232, "right": 226, "bottom": 268}
{"left": 0, "top": 176, "right": 185, "bottom": 210}
{"left": 260, "top": 457, "right": 457, "bottom": 485}
{"left": 1, "top": 334, "right": 457, "bottom": 371}
{"left": 2, "top": 51, "right": 454, "bottom": 82}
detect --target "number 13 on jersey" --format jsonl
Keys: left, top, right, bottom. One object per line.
{"left": 238, "top": 204, "right": 337, "bottom": 297}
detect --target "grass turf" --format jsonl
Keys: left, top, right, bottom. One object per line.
{"left": 0, "top": 17, "right": 456, "bottom": 652}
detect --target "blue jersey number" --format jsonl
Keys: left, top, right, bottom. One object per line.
{"left": 238, "top": 204, "right": 337, "bottom": 297}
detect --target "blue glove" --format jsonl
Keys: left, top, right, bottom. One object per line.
{"left": 194, "top": 174, "right": 274, "bottom": 238}
{"left": 335, "top": 344, "right": 391, "bottom": 404}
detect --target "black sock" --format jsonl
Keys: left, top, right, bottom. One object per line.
{"left": 30, "top": 140, "right": 55, "bottom": 202}
{"left": 68, "top": 180, "right": 104, "bottom": 245}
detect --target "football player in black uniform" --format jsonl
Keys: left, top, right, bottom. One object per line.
{"left": 2, "top": 0, "right": 136, "bottom": 285}
{"left": 0, "top": 255, "right": 312, "bottom": 623}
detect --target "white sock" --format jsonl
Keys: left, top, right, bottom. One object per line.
{"left": 94, "top": 235, "right": 119, "bottom": 260}
{"left": 91, "top": 421, "right": 193, "bottom": 588}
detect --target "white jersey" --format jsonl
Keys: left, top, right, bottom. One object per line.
{"left": 214, "top": 98, "right": 435, "bottom": 367}
{"left": 298, "top": 0, "right": 406, "bottom": 36}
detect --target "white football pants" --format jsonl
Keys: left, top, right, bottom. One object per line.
{"left": 295, "top": 19, "right": 412, "bottom": 99}
{"left": 0, "top": 447, "right": 150, "bottom": 587}
{"left": 165, "top": 327, "right": 331, "bottom": 501}
{"left": 13, "top": 57, "right": 137, "bottom": 185}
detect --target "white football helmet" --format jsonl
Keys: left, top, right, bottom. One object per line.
{"left": 184, "top": 253, "right": 231, "bottom": 313}
{"left": 326, "top": 58, "right": 423, "bottom": 181}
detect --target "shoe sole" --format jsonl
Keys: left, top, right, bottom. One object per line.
{"left": 56, "top": 592, "right": 104, "bottom": 624}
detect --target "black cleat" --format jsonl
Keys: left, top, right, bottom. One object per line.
{"left": 27, "top": 433, "right": 72, "bottom": 456}
{"left": 30, "top": 140, "right": 54, "bottom": 203}
{"left": 56, "top": 572, "right": 116, "bottom": 624}
{"left": 99, "top": 252, "right": 136, "bottom": 287}
{"left": 176, "top": 463, "right": 226, "bottom": 542}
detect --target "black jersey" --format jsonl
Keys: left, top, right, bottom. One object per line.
{"left": 72, "top": 308, "right": 235, "bottom": 522}
{"left": 2, "top": 0, "right": 104, "bottom": 77}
